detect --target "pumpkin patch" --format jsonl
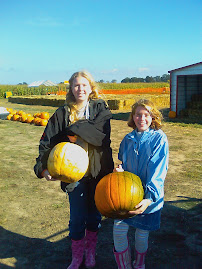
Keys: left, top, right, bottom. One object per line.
{"left": 94, "top": 171, "right": 144, "bottom": 219}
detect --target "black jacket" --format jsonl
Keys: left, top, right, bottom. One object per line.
{"left": 34, "top": 99, "right": 114, "bottom": 190}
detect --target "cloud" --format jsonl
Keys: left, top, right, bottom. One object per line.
{"left": 100, "top": 68, "right": 119, "bottom": 74}
{"left": 138, "top": 67, "right": 149, "bottom": 72}
{"left": 26, "top": 17, "right": 64, "bottom": 27}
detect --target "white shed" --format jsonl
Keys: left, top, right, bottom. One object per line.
{"left": 28, "top": 80, "right": 57, "bottom": 87}
{"left": 168, "top": 62, "right": 202, "bottom": 117}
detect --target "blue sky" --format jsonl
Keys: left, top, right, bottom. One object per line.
{"left": 0, "top": 0, "right": 201, "bottom": 84}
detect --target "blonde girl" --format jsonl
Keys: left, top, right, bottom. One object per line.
{"left": 34, "top": 70, "right": 114, "bottom": 269}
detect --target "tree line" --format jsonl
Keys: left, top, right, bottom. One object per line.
{"left": 17, "top": 74, "right": 170, "bottom": 85}
{"left": 98, "top": 74, "right": 170, "bottom": 83}
{"left": 121, "top": 74, "right": 170, "bottom": 83}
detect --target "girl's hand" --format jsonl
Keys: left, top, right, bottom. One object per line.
{"left": 113, "top": 164, "right": 124, "bottom": 172}
{"left": 128, "top": 199, "right": 152, "bottom": 216}
{"left": 42, "top": 169, "right": 58, "bottom": 181}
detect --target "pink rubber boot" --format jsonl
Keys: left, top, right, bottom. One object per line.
{"left": 67, "top": 238, "right": 85, "bottom": 269}
{"left": 85, "top": 230, "right": 98, "bottom": 268}
{"left": 133, "top": 249, "right": 147, "bottom": 269}
{"left": 114, "top": 245, "right": 132, "bottom": 269}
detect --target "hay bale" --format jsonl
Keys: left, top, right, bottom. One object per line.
{"left": 8, "top": 95, "right": 170, "bottom": 110}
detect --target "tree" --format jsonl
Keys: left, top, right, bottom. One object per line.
{"left": 161, "top": 74, "right": 170, "bottom": 82}
{"left": 130, "top": 77, "right": 138, "bottom": 82}
{"left": 111, "top": 79, "right": 117, "bottom": 83}
{"left": 121, "top": 77, "right": 131, "bottom": 83}
{"left": 18, "top": 82, "right": 28, "bottom": 85}
{"left": 154, "top": 76, "right": 161, "bottom": 82}
{"left": 120, "top": 74, "right": 170, "bottom": 83}
{"left": 145, "top": 76, "right": 154, "bottom": 83}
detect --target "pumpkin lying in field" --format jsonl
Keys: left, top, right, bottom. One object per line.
{"left": 47, "top": 142, "right": 89, "bottom": 183}
{"left": 94, "top": 171, "right": 144, "bottom": 219}
{"left": 168, "top": 110, "right": 176, "bottom": 118}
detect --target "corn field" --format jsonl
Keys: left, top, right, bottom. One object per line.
{"left": 0, "top": 82, "right": 170, "bottom": 98}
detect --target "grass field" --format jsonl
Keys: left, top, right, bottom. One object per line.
{"left": 0, "top": 98, "right": 201, "bottom": 268}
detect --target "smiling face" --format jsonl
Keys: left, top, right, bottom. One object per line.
{"left": 133, "top": 106, "right": 152, "bottom": 132}
{"left": 72, "top": 76, "right": 92, "bottom": 106}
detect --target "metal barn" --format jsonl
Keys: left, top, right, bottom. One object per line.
{"left": 168, "top": 62, "right": 202, "bottom": 117}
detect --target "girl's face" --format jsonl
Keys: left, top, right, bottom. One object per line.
{"left": 72, "top": 76, "right": 92, "bottom": 104}
{"left": 133, "top": 106, "right": 152, "bottom": 132}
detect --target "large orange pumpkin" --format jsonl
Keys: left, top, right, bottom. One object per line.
{"left": 94, "top": 171, "right": 144, "bottom": 219}
{"left": 47, "top": 142, "right": 89, "bottom": 183}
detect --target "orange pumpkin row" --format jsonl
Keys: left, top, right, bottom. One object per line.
{"left": 98, "top": 87, "right": 170, "bottom": 95}
{"left": 6, "top": 108, "right": 49, "bottom": 126}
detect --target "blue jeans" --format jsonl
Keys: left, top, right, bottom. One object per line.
{"left": 68, "top": 177, "right": 101, "bottom": 240}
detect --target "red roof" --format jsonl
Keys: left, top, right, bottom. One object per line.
{"left": 168, "top": 62, "right": 202, "bottom": 73}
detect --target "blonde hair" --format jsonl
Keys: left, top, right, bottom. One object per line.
{"left": 66, "top": 71, "right": 99, "bottom": 123}
{"left": 128, "top": 99, "right": 162, "bottom": 130}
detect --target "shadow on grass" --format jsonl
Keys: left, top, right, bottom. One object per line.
{"left": 112, "top": 111, "right": 130, "bottom": 121}
{"left": 0, "top": 197, "right": 201, "bottom": 269}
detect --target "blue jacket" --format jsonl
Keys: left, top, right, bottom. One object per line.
{"left": 118, "top": 128, "right": 169, "bottom": 214}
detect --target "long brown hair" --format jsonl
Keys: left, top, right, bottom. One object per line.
{"left": 66, "top": 71, "right": 99, "bottom": 123}
{"left": 128, "top": 99, "right": 163, "bottom": 130}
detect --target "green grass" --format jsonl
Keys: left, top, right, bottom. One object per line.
{"left": 165, "top": 120, "right": 202, "bottom": 128}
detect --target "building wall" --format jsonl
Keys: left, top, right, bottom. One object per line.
{"left": 170, "top": 63, "right": 202, "bottom": 114}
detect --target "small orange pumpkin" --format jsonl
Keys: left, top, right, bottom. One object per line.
{"left": 40, "top": 119, "right": 48, "bottom": 126}
{"left": 94, "top": 171, "right": 144, "bottom": 219}
{"left": 26, "top": 116, "right": 34, "bottom": 123}
{"left": 17, "top": 110, "right": 25, "bottom": 116}
{"left": 168, "top": 111, "right": 176, "bottom": 119}
{"left": 47, "top": 142, "right": 89, "bottom": 183}
{"left": 40, "top": 112, "right": 49, "bottom": 119}
{"left": 7, "top": 114, "right": 13, "bottom": 120}
{"left": 12, "top": 114, "right": 20, "bottom": 121}
{"left": 21, "top": 115, "right": 28, "bottom": 123}
{"left": 34, "top": 117, "right": 41, "bottom": 125}
{"left": 36, "top": 112, "right": 41, "bottom": 118}
{"left": 7, "top": 108, "right": 13, "bottom": 113}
